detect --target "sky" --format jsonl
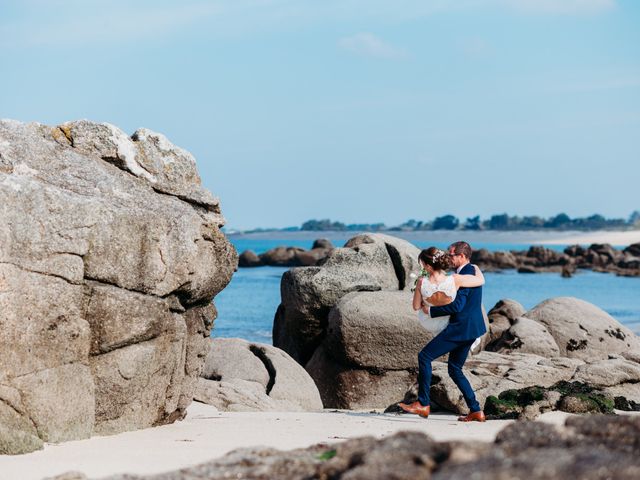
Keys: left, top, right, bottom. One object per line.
{"left": 1, "top": 0, "right": 639, "bottom": 230}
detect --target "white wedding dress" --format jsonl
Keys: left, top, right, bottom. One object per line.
{"left": 417, "top": 275, "right": 455, "bottom": 333}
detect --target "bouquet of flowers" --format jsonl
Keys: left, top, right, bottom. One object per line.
{"left": 410, "top": 267, "right": 429, "bottom": 292}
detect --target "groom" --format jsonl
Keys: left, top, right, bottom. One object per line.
{"left": 399, "top": 241, "right": 487, "bottom": 422}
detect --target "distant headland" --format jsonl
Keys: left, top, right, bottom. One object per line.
{"left": 226, "top": 211, "right": 640, "bottom": 235}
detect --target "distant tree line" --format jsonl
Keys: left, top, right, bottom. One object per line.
{"left": 296, "top": 211, "right": 640, "bottom": 232}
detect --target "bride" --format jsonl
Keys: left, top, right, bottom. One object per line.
{"left": 413, "top": 247, "right": 485, "bottom": 333}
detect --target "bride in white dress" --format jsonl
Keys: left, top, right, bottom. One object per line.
{"left": 413, "top": 247, "right": 485, "bottom": 333}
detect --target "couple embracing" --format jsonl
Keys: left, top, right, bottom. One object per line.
{"left": 399, "top": 241, "right": 487, "bottom": 422}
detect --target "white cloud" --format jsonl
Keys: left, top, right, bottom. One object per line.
{"left": 338, "top": 33, "right": 408, "bottom": 60}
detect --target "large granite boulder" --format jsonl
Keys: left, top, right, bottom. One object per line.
{"left": 325, "top": 290, "right": 432, "bottom": 370}
{"left": 273, "top": 234, "right": 420, "bottom": 365}
{"left": 524, "top": 297, "right": 640, "bottom": 360}
{"left": 272, "top": 234, "right": 425, "bottom": 408}
{"left": 196, "top": 338, "right": 323, "bottom": 411}
{"left": 487, "top": 316, "right": 560, "bottom": 357}
{"left": 0, "top": 119, "right": 236, "bottom": 453}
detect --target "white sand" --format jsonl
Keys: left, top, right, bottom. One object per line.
{"left": 0, "top": 402, "right": 523, "bottom": 480}
{"left": 532, "top": 230, "right": 640, "bottom": 247}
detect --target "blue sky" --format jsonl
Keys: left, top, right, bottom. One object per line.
{"left": 1, "top": 0, "right": 639, "bottom": 229}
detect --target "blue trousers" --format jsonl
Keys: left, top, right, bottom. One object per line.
{"left": 417, "top": 333, "right": 481, "bottom": 412}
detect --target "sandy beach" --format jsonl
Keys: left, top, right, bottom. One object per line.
{"left": 0, "top": 402, "right": 544, "bottom": 480}
{"left": 531, "top": 230, "right": 640, "bottom": 246}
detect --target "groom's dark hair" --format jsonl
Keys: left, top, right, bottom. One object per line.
{"left": 449, "top": 241, "right": 472, "bottom": 260}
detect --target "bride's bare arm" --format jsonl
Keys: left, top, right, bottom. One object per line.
{"left": 413, "top": 278, "right": 424, "bottom": 311}
{"left": 453, "top": 264, "right": 485, "bottom": 288}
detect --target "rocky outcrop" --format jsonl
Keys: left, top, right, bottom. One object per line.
{"left": 0, "top": 120, "right": 237, "bottom": 453}
{"left": 195, "top": 338, "right": 323, "bottom": 411}
{"left": 66, "top": 415, "right": 640, "bottom": 480}
{"left": 524, "top": 297, "right": 640, "bottom": 360}
{"left": 273, "top": 234, "right": 420, "bottom": 366}
{"left": 472, "top": 243, "right": 640, "bottom": 276}
{"left": 272, "top": 234, "right": 423, "bottom": 408}
{"left": 238, "top": 239, "right": 335, "bottom": 268}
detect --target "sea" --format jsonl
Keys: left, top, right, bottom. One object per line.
{"left": 213, "top": 235, "right": 640, "bottom": 343}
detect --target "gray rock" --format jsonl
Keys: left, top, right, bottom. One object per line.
{"left": 0, "top": 119, "right": 236, "bottom": 452}
{"left": 202, "top": 338, "right": 270, "bottom": 387}
{"left": 572, "top": 358, "right": 640, "bottom": 387}
{"left": 489, "top": 316, "right": 560, "bottom": 357}
{"left": 273, "top": 234, "right": 420, "bottom": 365}
{"left": 197, "top": 338, "right": 322, "bottom": 411}
{"left": 429, "top": 352, "right": 583, "bottom": 414}
{"left": 525, "top": 297, "right": 640, "bottom": 360}
{"left": 324, "top": 290, "right": 432, "bottom": 370}
{"left": 312, "top": 238, "right": 334, "bottom": 250}
{"left": 194, "top": 378, "right": 278, "bottom": 412}
{"left": 306, "top": 344, "right": 415, "bottom": 409}
{"left": 238, "top": 249, "right": 263, "bottom": 267}
{"left": 343, "top": 233, "right": 421, "bottom": 290}
{"left": 294, "top": 247, "right": 330, "bottom": 266}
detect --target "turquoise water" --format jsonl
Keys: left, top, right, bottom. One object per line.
{"left": 214, "top": 238, "right": 640, "bottom": 343}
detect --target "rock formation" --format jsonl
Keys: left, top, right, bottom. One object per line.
{"left": 240, "top": 238, "right": 640, "bottom": 276}
{"left": 0, "top": 119, "right": 237, "bottom": 454}
{"left": 194, "top": 338, "right": 322, "bottom": 411}
{"left": 472, "top": 243, "right": 640, "bottom": 276}
{"left": 272, "top": 233, "right": 428, "bottom": 408}
{"left": 238, "top": 239, "right": 334, "bottom": 268}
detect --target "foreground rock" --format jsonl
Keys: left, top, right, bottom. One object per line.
{"left": 61, "top": 415, "right": 640, "bottom": 480}
{"left": 0, "top": 120, "right": 237, "bottom": 453}
{"left": 195, "top": 338, "right": 323, "bottom": 411}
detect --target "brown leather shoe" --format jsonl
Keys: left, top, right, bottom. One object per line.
{"left": 398, "top": 401, "right": 430, "bottom": 418}
{"left": 458, "top": 411, "right": 486, "bottom": 422}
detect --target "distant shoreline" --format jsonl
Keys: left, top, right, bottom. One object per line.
{"left": 228, "top": 229, "right": 640, "bottom": 247}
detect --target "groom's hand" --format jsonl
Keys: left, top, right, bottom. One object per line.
{"left": 421, "top": 303, "right": 430, "bottom": 316}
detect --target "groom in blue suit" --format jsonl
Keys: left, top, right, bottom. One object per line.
{"left": 399, "top": 241, "right": 487, "bottom": 422}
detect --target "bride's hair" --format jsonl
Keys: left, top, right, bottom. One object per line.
{"left": 419, "top": 247, "right": 453, "bottom": 271}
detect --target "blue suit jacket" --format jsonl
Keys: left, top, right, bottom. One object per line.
{"left": 429, "top": 263, "right": 486, "bottom": 342}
